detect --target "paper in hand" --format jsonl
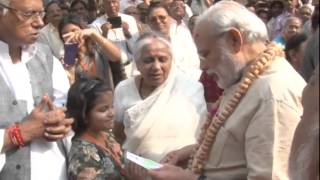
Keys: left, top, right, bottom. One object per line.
{"left": 126, "top": 152, "right": 163, "bottom": 170}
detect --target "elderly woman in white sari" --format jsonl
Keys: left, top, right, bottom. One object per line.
{"left": 113, "top": 32, "right": 207, "bottom": 162}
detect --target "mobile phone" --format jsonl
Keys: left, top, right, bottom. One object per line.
{"left": 107, "top": 16, "right": 122, "bottom": 29}
{"left": 64, "top": 43, "right": 79, "bottom": 66}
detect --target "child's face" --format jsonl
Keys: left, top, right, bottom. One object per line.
{"left": 87, "top": 91, "right": 115, "bottom": 132}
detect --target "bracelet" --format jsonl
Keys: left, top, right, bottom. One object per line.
{"left": 7, "top": 123, "right": 25, "bottom": 148}
{"left": 198, "top": 174, "right": 207, "bottom": 180}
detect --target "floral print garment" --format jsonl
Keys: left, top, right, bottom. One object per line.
{"left": 68, "top": 138, "right": 124, "bottom": 180}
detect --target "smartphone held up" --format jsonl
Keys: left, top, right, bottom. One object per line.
{"left": 108, "top": 16, "right": 122, "bottom": 29}
{"left": 64, "top": 43, "right": 79, "bottom": 66}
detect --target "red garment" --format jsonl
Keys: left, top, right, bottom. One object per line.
{"left": 199, "top": 71, "right": 223, "bottom": 103}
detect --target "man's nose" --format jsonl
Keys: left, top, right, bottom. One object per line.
{"left": 32, "top": 15, "right": 44, "bottom": 28}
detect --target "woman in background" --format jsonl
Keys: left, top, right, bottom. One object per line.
{"left": 59, "top": 15, "right": 126, "bottom": 86}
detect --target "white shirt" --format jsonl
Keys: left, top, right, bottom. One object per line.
{"left": 38, "top": 23, "right": 64, "bottom": 60}
{"left": 170, "top": 21, "right": 201, "bottom": 80}
{"left": 91, "top": 13, "right": 140, "bottom": 77}
{"left": 0, "top": 40, "right": 70, "bottom": 180}
{"left": 119, "top": 0, "right": 143, "bottom": 12}
{"left": 183, "top": 4, "right": 194, "bottom": 25}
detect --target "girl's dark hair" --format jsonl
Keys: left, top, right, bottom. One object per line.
{"left": 66, "top": 74, "right": 112, "bottom": 135}
{"left": 58, "top": 15, "right": 87, "bottom": 42}
{"left": 285, "top": 33, "right": 308, "bottom": 62}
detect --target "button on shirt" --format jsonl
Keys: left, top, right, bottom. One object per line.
{"left": 0, "top": 40, "right": 70, "bottom": 180}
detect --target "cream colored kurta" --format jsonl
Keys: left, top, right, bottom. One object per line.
{"left": 204, "top": 58, "right": 306, "bottom": 179}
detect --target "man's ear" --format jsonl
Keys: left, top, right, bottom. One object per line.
{"left": 225, "top": 28, "right": 243, "bottom": 53}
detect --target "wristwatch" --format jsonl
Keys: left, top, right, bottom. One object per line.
{"left": 198, "top": 175, "right": 207, "bottom": 180}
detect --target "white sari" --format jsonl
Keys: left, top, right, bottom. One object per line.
{"left": 114, "top": 68, "right": 207, "bottom": 162}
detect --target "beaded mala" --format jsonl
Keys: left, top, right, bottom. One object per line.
{"left": 189, "top": 43, "right": 284, "bottom": 174}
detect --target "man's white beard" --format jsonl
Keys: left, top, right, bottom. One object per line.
{"left": 206, "top": 47, "right": 246, "bottom": 90}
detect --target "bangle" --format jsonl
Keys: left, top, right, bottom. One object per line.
{"left": 7, "top": 123, "right": 25, "bottom": 148}
{"left": 198, "top": 174, "right": 207, "bottom": 180}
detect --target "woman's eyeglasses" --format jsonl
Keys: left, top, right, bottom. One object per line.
{"left": 149, "top": 15, "right": 167, "bottom": 23}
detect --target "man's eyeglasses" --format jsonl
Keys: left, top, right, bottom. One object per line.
{"left": 0, "top": 3, "right": 45, "bottom": 21}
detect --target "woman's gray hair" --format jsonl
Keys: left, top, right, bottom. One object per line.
{"left": 133, "top": 32, "right": 173, "bottom": 61}
{"left": 196, "top": 0, "right": 269, "bottom": 43}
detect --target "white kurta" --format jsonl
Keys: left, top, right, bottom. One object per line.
{"left": 0, "top": 41, "right": 71, "bottom": 180}
{"left": 170, "top": 21, "right": 201, "bottom": 81}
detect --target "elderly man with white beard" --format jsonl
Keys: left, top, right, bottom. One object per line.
{"left": 147, "top": 1, "right": 306, "bottom": 180}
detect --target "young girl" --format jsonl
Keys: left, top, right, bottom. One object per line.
{"left": 66, "top": 75, "right": 125, "bottom": 180}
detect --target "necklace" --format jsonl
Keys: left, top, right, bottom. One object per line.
{"left": 189, "top": 43, "right": 284, "bottom": 174}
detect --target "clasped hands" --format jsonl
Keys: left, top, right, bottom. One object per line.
{"left": 22, "top": 95, "right": 73, "bottom": 142}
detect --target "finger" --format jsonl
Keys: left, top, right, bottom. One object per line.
{"left": 63, "top": 33, "right": 74, "bottom": 43}
{"left": 44, "top": 132, "right": 65, "bottom": 141}
{"left": 160, "top": 158, "right": 169, "bottom": 164}
{"left": 62, "top": 32, "right": 74, "bottom": 40}
{"left": 44, "top": 110, "right": 64, "bottom": 125}
{"left": 160, "top": 156, "right": 169, "bottom": 164}
{"left": 46, "top": 96, "right": 55, "bottom": 111}
{"left": 108, "top": 24, "right": 113, "bottom": 29}
{"left": 36, "top": 95, "right": 49, "bottom": 111}
{"left": 45, "top": 124, "right": 70, "bottom": 135}
{"left": 43, "top": 126, "right": 71, "bottom": 141}
{"left": 61, "top": 117, "right": 74, "bottom": 126}
{"left": 75, "top": 33, "right": 82, "bottom": 43}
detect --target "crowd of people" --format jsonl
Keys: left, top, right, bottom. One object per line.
{"left": 0, "top": 0, "right": 318, "bottom": 179}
